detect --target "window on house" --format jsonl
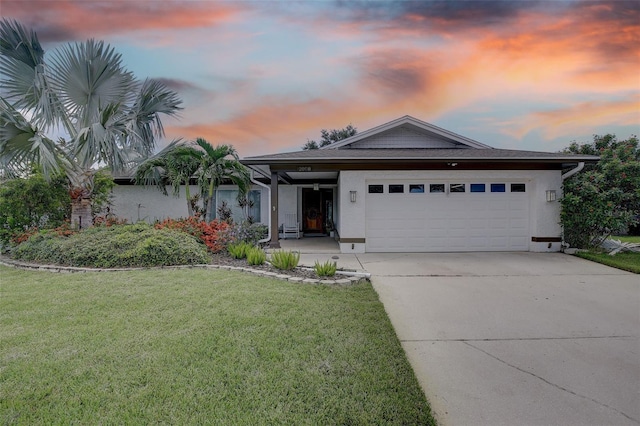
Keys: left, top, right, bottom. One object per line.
{"left": 491, "top": 183, "right": 506, "bottom": 192}
{"left": 368, "top": 185, "right": 383, "bottom": 194}
{"left": 511, "top": 183, "right": 526, "bottom": 192}
{"left": 430, "top": 184, "right": 445, "bottom": 193}
{"left": 214, "top": 189, "right": 261, "bottom": 222}
{"left": 450, "top": 183, "right": 465, "bottom": 193}
{"left": 470, "top": 183, "right": 486, "bottom": 193}
{"left": 389, "top": 184, "right": 404, "bottom": 193}
{"left": 409, "top": 184, "right": 425, "bottom": 193}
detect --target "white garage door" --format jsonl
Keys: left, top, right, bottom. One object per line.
{"left": 365, "top": 182, "right": 529, "bottom": 252}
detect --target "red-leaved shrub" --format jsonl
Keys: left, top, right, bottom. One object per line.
{"left": 11, "top": 222, "right": 77, "bottom": 244}
{"left": 155, "top": 217, "right": 230, "bottom": 252}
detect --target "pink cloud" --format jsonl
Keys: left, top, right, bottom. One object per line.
{"left": 2, "top": 0, "right": 243, "bottom": 42}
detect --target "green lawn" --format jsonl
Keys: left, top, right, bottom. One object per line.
{"left": 611, "top": 235, "right": 640, "bottom": 243}
{"left": 576, "top": 251, "right": 640, "bottom": 274}
{"left": 0, "top": 266, "right": 435, "bottom": 425}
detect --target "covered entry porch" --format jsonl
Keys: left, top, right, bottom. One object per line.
{"left": 247, "top": 164, "right": 340, "bottom": 249}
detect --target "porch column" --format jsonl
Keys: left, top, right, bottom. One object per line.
{"left": 269, "top": 171, "right": 281, "bottom": 248}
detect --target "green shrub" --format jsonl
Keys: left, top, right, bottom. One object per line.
{"left": 221, "top": 221, "right": 268, "bottom": 245}
{"left": 227, "top": 241, "right": 253, "bottom": 259}
{"left": 246, "top": 246, "right": 266, "bottom": 265}
{"left": 0, "top": 170, "right": 115, "bottom": 247}
{"left": 269, "top": 250, "right": 300, "bottom": 271}
{"left": 314, "top": 260, "right": 337, "bottom": 277}
{"left": 12, "top": 223, "right": 209, "bottom": 267}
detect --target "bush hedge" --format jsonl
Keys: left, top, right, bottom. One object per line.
{"left": 12, "top": 223, "right": 209, "bottom": 268}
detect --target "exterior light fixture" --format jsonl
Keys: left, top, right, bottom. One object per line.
{"left": 350, "top": 191, "right": 357, "bottom": 203}
{"left": 313, "top": 183, "right": 319, "bottom": 191}
{"left": 546, "top": 190, "right": 557, "bottom": 202}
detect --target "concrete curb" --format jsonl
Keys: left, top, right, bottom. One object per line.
{"left": 0, "top": 256, "right": 367, "bottom": 285}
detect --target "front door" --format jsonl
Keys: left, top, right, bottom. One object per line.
{"left": 302, "top": 188, "right": 333, "bottom": 234}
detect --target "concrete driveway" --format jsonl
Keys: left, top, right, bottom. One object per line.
{"left": 361, "top": 253, "right": 639, "bottom": 426}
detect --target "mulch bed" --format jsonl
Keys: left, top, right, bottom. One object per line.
{"left": 209, "top": 252, "right": 320, "bottom": 280}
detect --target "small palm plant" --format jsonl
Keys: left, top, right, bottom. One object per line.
{"left": 246, "top": 246, "right": 266, "bottom": 266}
{"left": 269, "top": 250, "right": 300, "bottom": 271}
{"left": 314, "top": 260, "right": 337, "bottom": 277}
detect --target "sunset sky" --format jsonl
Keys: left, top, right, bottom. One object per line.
{"left": 1, "top": 0, "right": 639, "bottom": 157}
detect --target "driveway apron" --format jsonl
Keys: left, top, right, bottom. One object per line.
{"left": 359, "top": 252, "right": 639, "bottom": 426}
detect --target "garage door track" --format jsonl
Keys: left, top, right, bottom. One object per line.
{"left": 363, "top": 253, "right": 639, "bottom": 426}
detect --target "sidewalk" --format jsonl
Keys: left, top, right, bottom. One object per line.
{"left": 269, "top": 236, "right": 366, "bottom": 273}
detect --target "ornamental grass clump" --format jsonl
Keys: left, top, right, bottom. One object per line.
{"left": 246, "top": 246, "right": 266, "bottom": 266}
{"left": 269, "top": 250, "right": 300, "bottom": 271}
{"left": 227, "top": 241, "right": 253, "bottom": 259}
{"left": 314, "top": 260, "right": 337, "bottom": 277}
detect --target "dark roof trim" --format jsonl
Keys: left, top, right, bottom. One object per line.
{"left": 242, "top": 148, "right": 598, "bottom": 166}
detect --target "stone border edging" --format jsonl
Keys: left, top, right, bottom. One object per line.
{"left": 0, "top": 256, "right": 365, "bottom": 285}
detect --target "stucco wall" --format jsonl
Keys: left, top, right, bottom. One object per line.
{"left": 338, "top": 169, "right": 564, "bottom": 253}
{"left": 111, "top": 184, "right": 269, "bottom": 224}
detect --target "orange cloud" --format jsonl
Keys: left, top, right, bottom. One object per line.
{"left": 499, "top": 95, "right": 640, "bottom": 140}
{"left": 2, "top": 0, "right": 242, "bottom": 42}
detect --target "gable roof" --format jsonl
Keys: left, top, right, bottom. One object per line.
{"left": 241, "top": 115, "right": 599, "bottom": 172}
{"left": 323, "top": 115, "right": 493, "bottom": 150}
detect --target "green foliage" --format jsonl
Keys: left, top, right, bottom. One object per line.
{"left": 314, "top": 260, "right": 337, "bottom": 277}
{"left": 155, "top": 217, "right": 230, "bottom": 252}
{"left": 561, "top": 134, "right": 640, "bottom": 248}
{"left": 246, "top": 246, "right": 266, "bottom": 265}
{"left": 227, "top": 241, "right": 253, "bottom": 259}
{"left": 222, "top": 221, "right": 268, "bottom": 245}
{"left": 269, "top": 250, "right": 300, "bottom": 270}
{"left": 12, "top": 223, "right": 209, "bottom": 267}
{"left": 302, "top": 124, "right": 357, "bottom": 150}
{"left": 0, "top": 170, "right": 116, "bottom": 245}
{"left": 0, "top": 171, "right": 69, "bottom": 244}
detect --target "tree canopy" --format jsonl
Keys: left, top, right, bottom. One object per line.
{"left": 561, "top": 134, "right": 639, "bottom": 247}
{"left": 302, "top": 124, "right": 357, "bottom": 150}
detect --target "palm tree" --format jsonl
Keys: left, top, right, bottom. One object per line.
{"left": 192, "top": 138, "right": 250, "bottom": 221}
{"left": 0, "top": 19, "right": 181, "bottom": 228}
{"left": 135, "top": 140, "right": 201, "bottom": 217}
{"left": 135, "top": 138, "right": 250, "bottom": 220}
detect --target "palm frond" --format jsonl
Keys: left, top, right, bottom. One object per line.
{"left": 0, "top": 97, "right": 62, "bottom": 178}
{"left": 0, "top": 19, "right": 64, "bottom": 129}
{"left": 48, "top": 39, "right": 135, "bottom": 132}
{"left": 0, "top": 19, "right": 44, "bottom": 68}
{"left": 126, "top": 79, "right": 182, "bottom": 154}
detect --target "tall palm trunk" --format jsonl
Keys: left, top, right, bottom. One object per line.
{"left": 70, "top": 195, "right": 93, "bottom": 229}
{"left": 185, "top": 185, "right": 194, "bottom": 217}
{"left": 68, "top": 170, "right": 95, "bottom": 229}
{"left": 205, "top": 179, "right": 216, "bottom": 221}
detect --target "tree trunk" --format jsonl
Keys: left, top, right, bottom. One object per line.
{"left": 71, "top": 197, "right": 93, "bottom": 229}
{"left": 185, "top": 185, "right": 194, "bottom": 217}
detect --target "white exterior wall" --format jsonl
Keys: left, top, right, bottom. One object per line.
{"left": 338, "top": 169, "right": 563, "bottom": 253}
{"left": 278, "top": 185, "right": 298, "bottom": 230}
{"left": 111, "top": 184, "right": 269, "bottom": 225}
{"left": 527, "top": 170, "right": 563, "bottom": 252}
{"left": 111, "top": 184, "right": 199, "bottom": 223}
